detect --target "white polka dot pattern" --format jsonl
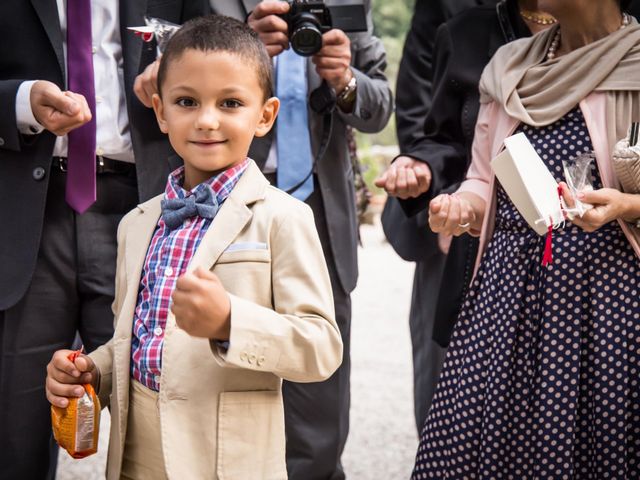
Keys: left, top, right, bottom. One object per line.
{"left": 412, "top": 108, "right": 640, "bottom": 479}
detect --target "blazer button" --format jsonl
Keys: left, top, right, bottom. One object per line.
{"left": 0, "top": 137, "right": 5, "bottom": 146}
{"left": 240, "top": 352, "right": 248, "bottom": 362}
{"left": 257, "top": 355, "right": 265, "bottom": 366}
{"left": 32, "top": 167, "right": 46, "bottom": 181}
{"left": 248, "top": 353, "right": 256, "bottom": 364}
{"left": 359, "top": 108, "right": 372, "bottom": 120}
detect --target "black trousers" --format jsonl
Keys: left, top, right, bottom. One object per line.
{"left": 0, "top": 164, "right": 138, "bottom": 479}
{"left": 282, "top": 180, "right": 352, "bottom": 480}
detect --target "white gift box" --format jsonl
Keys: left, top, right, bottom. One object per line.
{"left": 491, "top": 132, "right": 565, "bottom": 236}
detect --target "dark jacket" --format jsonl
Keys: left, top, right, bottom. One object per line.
{"left": 400, "top": 0, "right": 531, "bottom": 346}
{"left": 0, "top": 0, "right": 208, "bottom": 309}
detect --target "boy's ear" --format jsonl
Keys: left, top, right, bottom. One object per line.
{"left": 151, "top": 93, "right": 169, "bottom": 134}
{"left": 254, "top": 97, "right": 280, "bottom": 138}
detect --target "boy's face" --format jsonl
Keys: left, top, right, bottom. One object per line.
{"left": 152, "top": 49, "right": 278, "bottom": 189}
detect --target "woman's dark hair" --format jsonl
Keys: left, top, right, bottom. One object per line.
{"left": 620, "top": 0, "right": 632, "bottom": 11}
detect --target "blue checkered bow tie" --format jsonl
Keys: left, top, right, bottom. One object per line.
{"left": 160, "top": 185, "right": 219, "bottom": 230}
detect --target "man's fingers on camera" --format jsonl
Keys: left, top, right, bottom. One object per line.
{"left": 322, "top": 28, "right": 350, "bottom": 47}
{"left": 249, "top": 7, "right": 289, "bottom": 36}
{"left": 251, "top": 0, "right": 290, "bottom": 21}
{"left": 259, "top": 31, "right": 289, "bottom": 50}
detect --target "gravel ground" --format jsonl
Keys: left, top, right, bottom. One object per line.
{"left": 57, "top": 220, "right": 419, "bottom": 480}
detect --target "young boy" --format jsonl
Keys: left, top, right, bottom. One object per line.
{"left": 45, "top": 15, "right": 342, "bottom": 480}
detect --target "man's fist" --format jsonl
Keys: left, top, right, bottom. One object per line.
{"left": 375, "top": 156, "right": 432, "bottom": 199}
{"left": 171, "top": 267, "right": 231, "bottom": 340}
{"left": 31, "top": 81, "right": 92, "bottom": 136}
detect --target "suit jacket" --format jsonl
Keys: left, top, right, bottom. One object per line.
{"left": 211, "top": 0, "right": 393, "bottom": 294}
{"left": 382, "top": 0, "right": 495, "bottom": 263}
{"left": 90, "top": 161, "right": 343, "bottom": 480}
{"left": 0, "top": 0, "right": 207, "bottom": 310}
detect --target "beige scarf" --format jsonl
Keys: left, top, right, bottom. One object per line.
{"left": 479, "top": 19, "right": 640, "bottom": 127}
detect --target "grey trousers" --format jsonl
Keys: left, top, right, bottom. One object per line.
{"left": 283, "top": 181, "right": 352, "bottom": 480}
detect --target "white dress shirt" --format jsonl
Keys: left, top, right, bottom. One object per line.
{"left": 15, "top": 0, "right": 134, "bottom": 162}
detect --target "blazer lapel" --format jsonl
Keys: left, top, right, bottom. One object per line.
{"left": 124, "top": 197, "right": 162, "bottom": 289}
{"left": 31, "top": 0, "right": 65, "bottom": 81}
{"left": 187, "top": 161, "right": 268, "bottom": 272}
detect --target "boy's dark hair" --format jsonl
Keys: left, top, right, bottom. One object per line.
{"left": 157, "top": 15, "right": 274, "bottom": 101}
{"left": 620, "top": 0, "right": 632, "bottom": 10}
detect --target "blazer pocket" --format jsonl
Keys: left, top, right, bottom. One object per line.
{"left": 216, "top": 249, "right": 270, "bottom": 265}
{"left": 217, "top": 390, "right": 287, "bottom": 480}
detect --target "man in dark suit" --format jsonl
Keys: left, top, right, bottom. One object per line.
{"left": 210, "top": 2, "right": 392, "bottom": 478}
{"left": 376, "top": 0, "right": 497, "bottom": 432}
{"left": 0, "top": 1, "right": 207, "bottom": 478}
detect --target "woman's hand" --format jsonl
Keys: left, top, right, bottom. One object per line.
{"left": 560, "top": 182, "right": 639, "bottom": 232}
{"left": 428, "top": 192, "right": 484, "bottom": 237}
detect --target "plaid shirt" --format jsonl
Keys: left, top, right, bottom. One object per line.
{"left": 130, "top": 159, "right": 249, "bottom": 391}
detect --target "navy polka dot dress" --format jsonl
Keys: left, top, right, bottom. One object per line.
{"left": 412, "top": 108, "right": 640, "bottom": 479}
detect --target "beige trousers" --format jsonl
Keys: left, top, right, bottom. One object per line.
{"left": 120, "top": 380, "right": 167, "bottom": 480}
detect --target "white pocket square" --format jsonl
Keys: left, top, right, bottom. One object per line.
{"left": 224, "top": 242, "right": 268, "bottom": 253}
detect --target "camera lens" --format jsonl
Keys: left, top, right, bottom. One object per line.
{"left": 291, "top": 24, "right": 323, "bottom": 56}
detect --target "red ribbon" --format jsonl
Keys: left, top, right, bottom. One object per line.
{"left": 542, "top": 185, "right": 565, "bottom": 266}
{"left": 542, "top": 221, "right": 553, "bottom": 266}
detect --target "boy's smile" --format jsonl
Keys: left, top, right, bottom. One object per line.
{"left": 153, "top": 49, "right": 278, "bottom": 189}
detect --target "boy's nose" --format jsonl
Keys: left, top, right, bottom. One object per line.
{"left": 195, "top": 107, "right": 220, "bottom": 130}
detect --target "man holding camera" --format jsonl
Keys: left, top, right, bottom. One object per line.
{"left": 208, "top": 1, "right": 392, "bottom": 478}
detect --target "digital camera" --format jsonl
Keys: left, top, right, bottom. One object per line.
{"left": 279, "top": 0, "right": 367, "bottom": 56}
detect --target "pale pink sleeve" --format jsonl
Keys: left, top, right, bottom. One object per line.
{"left": 458, "top": 101, "right": 496, "bottom": 201}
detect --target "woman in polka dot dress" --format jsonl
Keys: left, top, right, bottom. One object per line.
{"left": 413, "top": 1, "right": 640, "bottom": 478}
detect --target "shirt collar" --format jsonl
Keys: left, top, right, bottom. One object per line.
{"left": 164, "top": 158, "right": 250, "bottom": 205}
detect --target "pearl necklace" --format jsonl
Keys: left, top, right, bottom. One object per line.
{"left": 520, "top": 9, "right": 558, "bottom": 25}
{"left": 547, "top": 13, "right": 630, "bottom": 61}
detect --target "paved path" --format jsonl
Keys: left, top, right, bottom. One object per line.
{"left": 57, "top": 221, "right": 419, "bottom": 479}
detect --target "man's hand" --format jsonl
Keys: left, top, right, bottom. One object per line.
{"left": 374, "top": 156, "right": 432, "bottom": 199}
{"left": 46, "top": 350, "right": 99, "bottom": 408}
{"left": 247, "top": 1, "right": 291, "bottom": 57}
{"left": 134, "top": 58, "right": 161, "bottom": 108}
{"left": 312, "top": 29, "right": 352, "bottom": 93}
{"left": 30, "top": 81, "right": 91, "bottom": 136}
{"left": 171, "top": 267, "right": 231, "bottom": 340}
{"left": 560, "top": 182, "right": 635, "bottom": 232}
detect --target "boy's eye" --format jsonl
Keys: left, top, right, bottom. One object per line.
{"left": 221, "top": 99, "right": 242, "bottom": 108}
{"left": 176, "top": 98, "right": 196, "bottom": 107}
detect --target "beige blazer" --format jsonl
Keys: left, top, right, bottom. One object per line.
{"left": 90, "top": 160, "right": 343, "bottom": 480}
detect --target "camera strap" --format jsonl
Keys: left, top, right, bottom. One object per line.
{"left": 284, "top": 80, "right": 336, "bottom": 197}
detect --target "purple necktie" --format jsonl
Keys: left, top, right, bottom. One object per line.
{"left": 66, "top": 0, "right": 96, "bottom": 213}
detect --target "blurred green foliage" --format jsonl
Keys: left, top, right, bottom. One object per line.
{"left": 356, "top": 0, "right": 415, "bottom": 193}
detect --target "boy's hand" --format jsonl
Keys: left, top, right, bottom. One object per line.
{"left": 46, "top": 350, "right": 99, "bottom": 408}
{"left": 171, "top": 267, "right": 231, "bottom": 340}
